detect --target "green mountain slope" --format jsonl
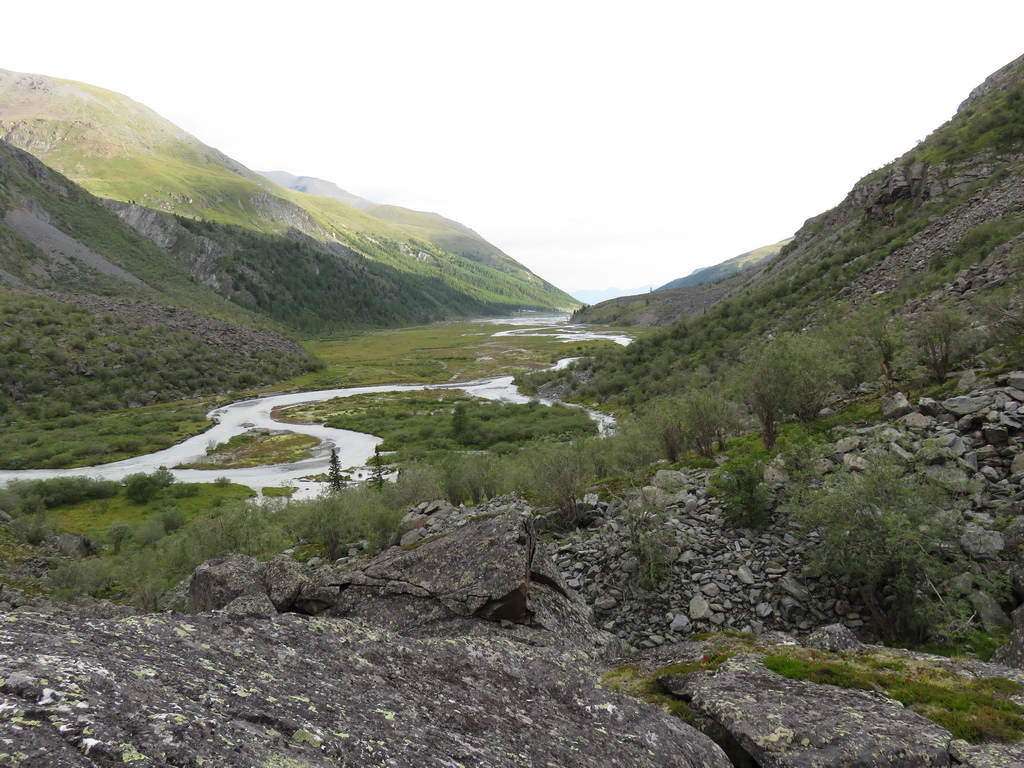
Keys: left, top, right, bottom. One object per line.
{"left": 0, "top": 68, "right": 576, "bottom": 316}
{"left": 657, "top": 239, "right": 792, "bottom": 291}
{"left": 570, "top": 239, "right": 793, "bottom": 328}
{"left": 547, "top": 53, "right": 1024, "bottom": 406}
{"left": 258, "top": 169, "right": 539, "bottom": 279}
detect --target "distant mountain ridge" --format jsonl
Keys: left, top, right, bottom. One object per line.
{"left": 656, "top": 238, "right": 792, "bottom": 291}
{"left": 563, "top": 52, "right": 1024, "bottom": 405}
{"left": 0, "top": 68, "right": 576, "bottom": 318}
{"left": 570, "top": 239, "right": 793, "bottom": 327}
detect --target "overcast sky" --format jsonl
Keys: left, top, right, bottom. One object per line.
{"left": 6, "top": 1, "right": 1024, "bottom": 294}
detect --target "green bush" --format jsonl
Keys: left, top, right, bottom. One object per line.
{"left": 708, "top": 457, "right": 772, "bottom": 529}
{"left": 122, "top": 469, "right": 175, "bottom": 504}
{"left": 788, "top": 454, "right": 973, "bottom": 642}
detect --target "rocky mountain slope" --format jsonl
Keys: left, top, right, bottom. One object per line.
{"left": 658, "top": 238, "right": 792, "bottom": 292}
{"left": 574, "top": 54, "right": 1024, "bottom": 334}
{"left": 259, "top": 169, "right": 527, "bottom": 275}
{"left": 0, "top": 68, "right": 575, "bottom": 318}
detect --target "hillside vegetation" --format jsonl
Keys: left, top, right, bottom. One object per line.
{"left": 545, "top": 53, "right": 1024, "bottom": 406}
{"left": 0, "top": 68, "right": 575, "bottom": 318}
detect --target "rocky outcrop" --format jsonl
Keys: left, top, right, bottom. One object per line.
{"left": 618, "top": 632, "right": 1024, "bottom": 768}
{"left": 332, "top": 513, "right": 619, "bottom": 657}
{"left": 0, "top": 609, "right": 731, "bottom": 767}
{"left": 188, "top": 553, "right": 341, "bottom": 615}
{"left": 664, "top": 654, "right": 954, "bottom": 768}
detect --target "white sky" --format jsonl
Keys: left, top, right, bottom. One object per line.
{"left": 5, "top": 1, "right": 1024, "bottom": 293}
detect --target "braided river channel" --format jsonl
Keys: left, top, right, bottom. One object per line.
{"left": 0, "top": 316, "right": 631, "bottom": 499}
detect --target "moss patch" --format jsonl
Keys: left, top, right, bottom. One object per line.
{"left": 763, "top": 649, "right": 1024, "bottom": 743}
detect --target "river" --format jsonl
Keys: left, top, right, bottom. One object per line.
{"left": 0, "top": 316, "right": 629, "bottom": 499}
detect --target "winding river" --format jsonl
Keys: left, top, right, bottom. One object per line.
{"left": 0, "top": 317, "right": 629, "bottom": 500}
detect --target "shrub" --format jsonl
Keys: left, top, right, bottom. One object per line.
{"left": 122, "top": 469, "right": 175, "bottom": 503}
{"left": 788, "top": 454, "right": 972, "bottom": 642}
{"left": 708, "top": 457, "right": 772, "bottom": 529}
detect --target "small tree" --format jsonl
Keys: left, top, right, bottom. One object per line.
{"left": 368, "top": 446, "right": 387, "bottom": 490}
{"left": 911, "top": 304, "right": 972, "bottom": 383}
{"left": 123, "top": 469, "right": 174, "bottom": 504}
{"left": 328, "top": 449, "right": 345, "bottom": 492}
{"left": 854, "top": 306, "right": 906, "bottom": 392}
{"left": 680, "top": 387, "right": 739, "bottom": 458}
{"left": 742, "top": 333, "right": 838, "bottom": 448}
{"left": 106, "top": 521, "right": 133, "bottom": 554}
{"left": 640, "top": 398, "right": 685, "bottom": 463}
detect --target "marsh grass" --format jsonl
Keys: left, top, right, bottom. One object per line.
{"left": 48, "top": 482, "right": 256, "bottom": 540}
{"left": 279, "top": 320, "right": 623, "bottom": 391}
{"left": 176, "top": 431, "right": 320, "bottom": 469}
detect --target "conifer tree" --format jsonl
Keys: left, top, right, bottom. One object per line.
{"left": 328, "top": 448, "right": 345, "bottom": 492}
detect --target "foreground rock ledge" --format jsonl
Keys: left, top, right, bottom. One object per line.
{"left": 0, "top": 610, "right": 730, "bottom": 768}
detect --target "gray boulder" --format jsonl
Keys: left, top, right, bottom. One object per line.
{"left": 942, "top": 395, "right": 994, "bottom": 417}
{"left": 960, "top": 523, "right": 1005, "bottom": 560}
{"left": 332, "top": 513, "right": 617, "bottom": 656}
{"left": 881, "top": 392, "right": 914, "bottom": 419}
{"left": 188, "top": 553, "right": 266, "bottom": 612}
{"left": 662, "top": 654, "right": 953, "bottom": 768}
{"left": 0, "top": 609, "right": 731, "bottom": 768}
{"left": 188, "top": 553, "right": 341, "bottom": 616}
{"left": 806, "top": 623, "right": 862, "bottom": 653}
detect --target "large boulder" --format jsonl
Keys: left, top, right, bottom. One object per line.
{"left": 0, "top": 608, "right": 732, "bottom": 768}
{"left": 332, "top": 513, "right": 617, "bottom": 657}
{"left": 188, "top": 552, "right": 266, "bottom": 612}
{"left": 187, "top": 553, "right": 340, "bottom": 616}
{"left": 662, "top": 654, "right": 953, "bottom": 767}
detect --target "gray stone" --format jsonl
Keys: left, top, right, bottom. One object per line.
{"left": 899, "top": 411, "right": 935, "bottom": 430}
{"left": 960, "top": 523, "right": 1005, "bottom": 560}
{"left": 49, "top": 533, "right": 94, "bottom": 558}
{"left": 942, "top": 394, "right": 994, "bottom": 416}
{"left": 842, "top": 453, "right": 869, "bottom": 471}
{"left": 1008, "top": 371, "right": 1024, "bottom": 391}
{"left": 736, "top": 565, "right": 756, "bottom": 585}
{"left": 969, "top": 590, "right": 1011, "bottom": 631}
{"left": 1010, "top": 452, "right": 1024, "bottom": 474}
{"left": 833, "top": 436, "right": 861, "bottom": 454}
{"left": 332, "top": 514, "right": 616, "bottom": 656}
{"left": 188, "top": 553, "right": 266, "bottom": 613}
{"left": 690, "top": 595, "right": 713, "bottom": 621}
{"left": 652, "top": 469, "right": 687, "bottom": 490}
{"left": 0, "top": 608, "right": 732, "bottom": 768}
{"left": 594, "top": 596, "right": 618, "bottom": 611}
{"left": 662, "top": 654, "right": 953, "bottom": 768}
{"left": 806, "top": 623, "right": 862, "bottom": 652}
{"left": 701, "top": 582, "right": 721, "bottom": 598}
{"left": 881, "top": 392, "right": 914, "bottom": 419}
{"left": 223, "top": 593, "right": 277, "bottom": 616}
{"left": 670, "top": 613, "right": 692, "bottom": 632}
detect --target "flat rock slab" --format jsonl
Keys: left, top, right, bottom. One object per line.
{"left": 662, "top": 654, "right": 954, "bottom": 768}
{"left": 0, "top": 609, "right": 731, "bottom": 768}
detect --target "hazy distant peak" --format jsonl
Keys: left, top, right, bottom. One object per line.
{"left": 256, "top": 171, "right": 376, "bottom": 211}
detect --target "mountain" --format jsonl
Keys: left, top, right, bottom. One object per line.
{"left": 570, "top": 285, "right": 657, "bottom": 304}
{"left": 257, "top": 169, "right": 530, "bottom": 278}
{"left": 656, "top": 238, "right": 792, "bottom": 291}
{"left": 0, "top": 68, "right": 576, "bottom": 318}
{"left": 257, "top": 171, "right": 376, "bottom": 211}
{"left": 569, "top": 240, "right": 791, "bottom": 327}
{"left": 553, "top": 52, "right": 1024, "bottom": 403}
